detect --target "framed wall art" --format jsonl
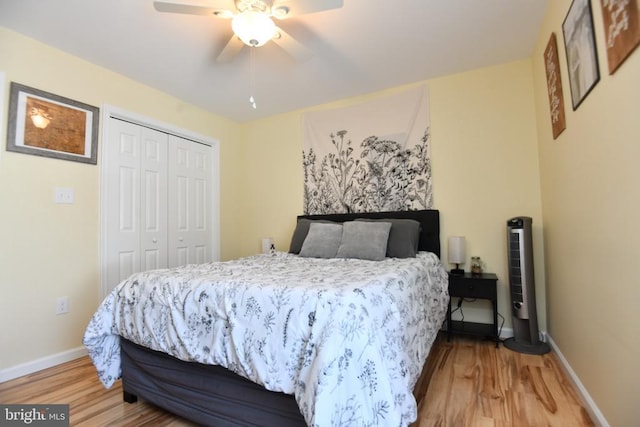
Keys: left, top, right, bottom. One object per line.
{"left": 563, "top": 0, "right": 601, "bottom": 110}
{"left": 544, "top": 33, "right": 567, "bottom": 139}
{"left": 600, "top": 0, "right": 640, "bottom": 74}
{"left": 6, "top": 82, "right": 99, "bottom": 164}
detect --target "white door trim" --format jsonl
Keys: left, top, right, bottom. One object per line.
{"left": 99, "top": 104, "right": 220, "bottom": 299}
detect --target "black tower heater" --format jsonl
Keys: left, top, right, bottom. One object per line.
{"left": 504, "top": 217, "right": 550, "bottom": 354}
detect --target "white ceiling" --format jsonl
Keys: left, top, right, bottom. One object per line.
{"left": 0, "top": 0, "right": 548, "bottom": 123}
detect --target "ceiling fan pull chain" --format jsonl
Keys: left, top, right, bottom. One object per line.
{"left": 249, "top": 47, "right": 257, "bottom": 109}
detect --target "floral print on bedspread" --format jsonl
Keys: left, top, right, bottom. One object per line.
{"left": 83, "top": 252, "right": 449, "bottom": 427}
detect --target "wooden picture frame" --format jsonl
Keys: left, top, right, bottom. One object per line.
{"left": 544, "top": 33, "right": 567, "bottom": 139}
{"left": 562, "top": 0, "right": 601, "bottom": 110}
{"left": 6, "top": 82, "right": 99, "bottom": 165}
{"left": 600, "top": 0, "right": 640, "bottom": 74}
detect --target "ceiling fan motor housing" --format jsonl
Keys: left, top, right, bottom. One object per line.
{"left": 235, "top": 0, "right": 271, "bottom": 13}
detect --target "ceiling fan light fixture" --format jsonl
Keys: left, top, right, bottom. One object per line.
{"left": 232, "top": 11, "right": 276, "bottom": 47}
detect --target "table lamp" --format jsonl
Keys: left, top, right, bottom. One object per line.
{"left": 448, "top": 236, "right": 466, "bottom": 275}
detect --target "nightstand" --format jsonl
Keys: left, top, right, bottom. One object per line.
{"left": 447, "top": 272, "right": 499, "bottom": 347}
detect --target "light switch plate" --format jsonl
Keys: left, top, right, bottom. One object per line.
{"left": 54, "top": 187, "right": 75, "bottom": 204}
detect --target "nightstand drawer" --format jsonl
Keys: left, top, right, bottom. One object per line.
{"left": 448, "top": 274, "right": 497, "bottom": 299}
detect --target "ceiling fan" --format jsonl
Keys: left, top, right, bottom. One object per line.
{"left": 153, "top": 0, "right": 344, "bottom": 62}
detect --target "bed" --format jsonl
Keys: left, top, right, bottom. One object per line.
{"left": 84, "top": 209, "right": 449, "bottom": 427}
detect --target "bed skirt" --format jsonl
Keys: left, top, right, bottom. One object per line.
{"left": 121, "top": 339, "right": 307, "bottom": 426}
{"left": 120, "top": 334, "right": 444, "bottom": 426}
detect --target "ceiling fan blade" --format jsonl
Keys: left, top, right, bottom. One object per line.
{"left": 272, "top": 0, "right": 343, "bottom": 18}
{"left": 153, "top": 0, "right": 235, "bottom": 16}
{"left": 216, "top": 35, "right": 245, "bottom": 62}
{"left": 272, "top": 27, "right": 312, "bottom": 62}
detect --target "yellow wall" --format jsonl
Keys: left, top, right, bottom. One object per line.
{"left": 531, "top": 2, "right": 640, "bottom": 426}
{"left": 0, "top": 28, "right": 243, "bottom": 371}
{"left": 240, "top": 59, "right": 545, "bottom": 333}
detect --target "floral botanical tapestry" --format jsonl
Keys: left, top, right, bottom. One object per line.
{"left": 302, "top": 85, "right": 433, "bottom": 214}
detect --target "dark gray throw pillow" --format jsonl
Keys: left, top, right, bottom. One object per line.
{"left": 355, "top": 218, "right": 421, "bottom": 258}
{"left": 336, "top": 221, "right": 392, "bottom": 261}
{"left": 298, "top": 222, "right": 344, "bottom": 258}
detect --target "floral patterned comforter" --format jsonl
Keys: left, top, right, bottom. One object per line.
{"left": 83, "top": 251, "right": 449, "bottom": 427}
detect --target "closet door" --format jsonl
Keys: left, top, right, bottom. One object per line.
{"left": 103, "top": 114, "right": 217, "bottom": 296}
{"left": 139, "top": 127, "right": 169, "bottom": 272}
{"left": 167, "top": 135, "right": 212, "bottom": 267}
{"left": 105, "top": 118, "right": 168, "bottom": 293}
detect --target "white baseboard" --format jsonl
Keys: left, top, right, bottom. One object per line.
{"left": 499, "top": 327, "right": 513, "bottom": 339}
{"left": 546, "top": 334, "right": 609, "bottom": 427}
{"left": 0, "top": 346, "right": 88, "bottom": 383}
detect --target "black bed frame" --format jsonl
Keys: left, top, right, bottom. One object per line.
{"left": 120, "top": 209, "right": 440, "bottom": 426}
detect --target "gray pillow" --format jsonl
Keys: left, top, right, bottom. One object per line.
{"left": 289, "top": 219, "right": 337, "bottom": 254}
{"left": 355, "top": 218, "right": 421, "bottom": 258}
{"left": 336, "top": 221, "right": 392, "bottom": 261}
{"left": 299, "top": 222, "right": 344, "bottom": 258}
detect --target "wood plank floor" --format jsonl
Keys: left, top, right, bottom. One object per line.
{"left": 0, "top": 334, "right": 594, "bottom": 426}
{"left": 416, "top": 335, "right": 594, "bottom": 427}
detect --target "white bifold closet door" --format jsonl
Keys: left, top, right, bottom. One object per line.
{"left": 167, "top": 134, "right": 212, "bottom": 267}
{"left": 105, "top": 118, "right": 213, "bottom": 294}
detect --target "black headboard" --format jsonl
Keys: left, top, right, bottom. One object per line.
{"left": 298, "top": 209, "right": 440, "bottom": 257}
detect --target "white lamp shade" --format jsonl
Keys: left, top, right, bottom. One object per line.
{"left": 448, "top": 236, "right": 466, "bottom": 264}
{"left": 232, "top": 11, "right": 276, "bottom": 47}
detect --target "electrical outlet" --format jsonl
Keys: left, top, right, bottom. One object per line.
{"left": 56, "top": 296, "right": 69, "bottom": 315}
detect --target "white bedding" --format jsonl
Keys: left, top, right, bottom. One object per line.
{"left": 83, "top": 251, "right": 449, "bottom": 427}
